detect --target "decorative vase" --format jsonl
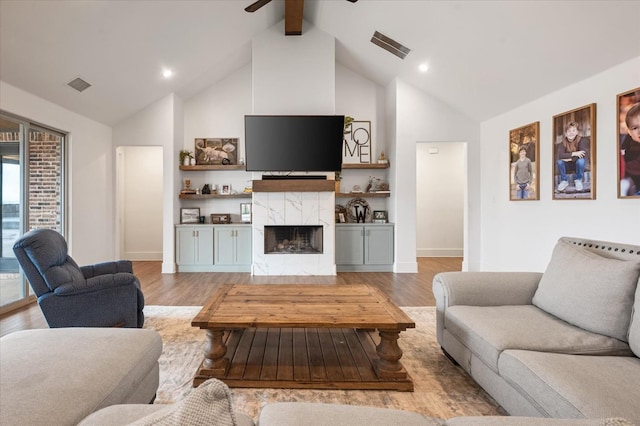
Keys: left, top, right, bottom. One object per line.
{"left": 183, "top": 157, "right": 190, "bottom": 166}
{"left": 190, "top": 157, "right": 196, "bottom": 166}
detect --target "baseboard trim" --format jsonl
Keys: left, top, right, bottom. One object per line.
{"left": 417, "top": 248, "right": 463, "bottom": 257}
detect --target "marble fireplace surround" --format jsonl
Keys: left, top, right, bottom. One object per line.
{"left": 251, "top": 179, "right": 336, "bottom": 276}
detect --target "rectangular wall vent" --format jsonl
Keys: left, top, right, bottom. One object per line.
{"left": 67, "top": 77, "right": 91, "bottom": 92}
{"left": 370, "top": 30, "right": 410, "bottom": 59}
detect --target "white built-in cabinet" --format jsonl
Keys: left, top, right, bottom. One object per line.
{"left": 175, "top": 224, "right": 251, "bottom": 272}
{"left": 335, "top": 223, "right": 394, "bottom": 272}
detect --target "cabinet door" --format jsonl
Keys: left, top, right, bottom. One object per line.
{"left": 195, "top": 227, "right": 214, "bottom": 265}
{"left": 235, "top": 227, "right": 252, "bottom": 265}
{"left": 214, "top": 228, "right": 235, "bottom": 265}
{"left": 176, "top": 227, "right": 196, "bottom": 265}
{"left": 364, "top": 225, "right": 394, "bottom": 265}
{"left": 335, "top": 226, "right": 364, "bottom": 265}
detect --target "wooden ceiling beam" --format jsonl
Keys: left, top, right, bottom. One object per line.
{"left": 285, "top": 0, "right": 304, "bottom": 36}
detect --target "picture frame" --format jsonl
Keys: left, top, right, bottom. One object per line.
{"left": 617, "top": 87, "right": 640, "bottom": 198}
{"left": 210, "top": 213, "right": 231, "bottom": 224}
{"left": 552, "top": 104, "right": 597, "bottom": 200}
{"left": 373, "top": 210, "right": 388, "bottom": 223}
{"left": 220, "top": 184, "right": 231, "bottom": 195}
{"left": 194, "top": 138, "right": 238, "bottom": 165}
{"left": 240, "top": 203, "right": 252, "bottom": 223}
{"left": 509, "top": 121, "right": 540, "bottom": 201}
{"left": 343, "top": 120, "right": 372, "bottom": 164}
{"left": 180, "top": 207, "right": 200, "bottom": 224}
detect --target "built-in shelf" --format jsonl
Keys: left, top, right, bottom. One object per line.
{"left": 179, "top": 193, "right": 252, "bottom": 199}
{"left": 336, "top": 192, "right": 390, "bottom": 198}
{"left": 342, "top": 162, "right": 389, "bottom": 170}
{"left": 179, "top": 165, "right": 246, "bottom": 171}
{"left": 253, "top": 179, "right": 335, "bottom": 193}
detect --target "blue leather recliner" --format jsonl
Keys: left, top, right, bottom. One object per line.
{"left": 12, "top": 228, "right": 144, "bottom": 328}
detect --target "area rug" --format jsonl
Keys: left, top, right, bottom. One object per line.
{"left": 143, "top": 305, "right": 505, "bottom": 421}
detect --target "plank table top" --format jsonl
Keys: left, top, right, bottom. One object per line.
{"left": 192, "top": 283, "right": 415, "bottom": 331}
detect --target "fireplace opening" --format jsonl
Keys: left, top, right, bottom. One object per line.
{"left": 264, "top": 225, "right": 323, "bottom": 254}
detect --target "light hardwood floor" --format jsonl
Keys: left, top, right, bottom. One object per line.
{"left": 0, "top": 257, "right": 461, "bottom": 337}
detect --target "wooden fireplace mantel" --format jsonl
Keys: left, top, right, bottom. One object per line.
{"left": 252, "top": 179, "right": 336, "bottom": 193}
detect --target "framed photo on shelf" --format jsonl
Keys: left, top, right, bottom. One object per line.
{"left": 194, "top": 138, "right": 238, "bottom": 165}
{"left": 240, "top": 203, "right": 252, "bottom": 223}
{"left": 617, "top": 87, "right": 640, "bottom": 198}
{"left": 509, "top": 121, "right": 539, "bottom": 201}
{"left": 372, "top": 210, "right": 388, "bottom": 223}
{"left": 220, "top": 184, "right": 231, "bottom": 195}
{"left": 552, "top": 103, "right": 596, "bottom": 200}
{"left": 180, "top": 208, "right": 200, "bottom": 224}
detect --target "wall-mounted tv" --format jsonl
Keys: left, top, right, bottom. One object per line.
{"left": 244, "top": 115, "right": 344, "bottom": 172}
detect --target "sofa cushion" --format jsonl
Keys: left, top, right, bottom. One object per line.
{"left": 498, "top": 350, "right": 640, "bottom": 424}
{"left": 532, "top": 239, "right": 640, "bottom": 341}
{"left": 445, "top": 305, "right": 631, "bottom": 372}
{"left": 0, "top": 328, "right": 162, "bottom": 426}
{"left": 79, "top": 405, "right": 255, "bottom": 426}
{"left": 124, "top": 379, "right": 238, "bottom": 426}
{"left": 446, "top": 416, "right": 634, "bottom": 425}
{"left": 258, "top": 402, "right": 443, "bottom": 426}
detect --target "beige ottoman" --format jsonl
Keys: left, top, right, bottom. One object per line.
{"left": 0, "top": 328, "right": 162, "bottom": 426}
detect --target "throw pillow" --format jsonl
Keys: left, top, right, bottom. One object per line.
{"left": 532, "top": 239, "right": 640, "bottom": 341}
{"left": 128, "top": 379, "right": 237, "bottom": 426}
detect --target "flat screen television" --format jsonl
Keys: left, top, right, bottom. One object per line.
{"left": 244, "top": 115, "right": 344, "bottom": 172}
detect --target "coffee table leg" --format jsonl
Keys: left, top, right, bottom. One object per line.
{"left": 374, "top": 329, "right": 408, "bottom": 379}
{"left": 203, "top": 329, "right": 229, "bottom": 373}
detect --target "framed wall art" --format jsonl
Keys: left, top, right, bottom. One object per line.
{"left": 194, "top": 138, "right": 238, "bottom": 165}
{"left": 240, "top": 203, "right": 252, "bottom": 223}
{"left": 617, "top": 87, "right": 640, "bottom": 198}
{"left": 373, "top": 210, "right": 388, "bottom": 223}
{"left": 343, "top": 120, "right": 371, "bottom": 164}
{"left": 509, "top": 121, "right": 539, "bottom": 201}
{"left": 180, "top": 208, "right": 200, "bottom": 224}
{"left": 552, "top": 104, "right": 596, "bottom": 200}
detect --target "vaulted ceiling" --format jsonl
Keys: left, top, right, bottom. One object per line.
{"left": 1, "top": 1, "right": 638, "bottom": 126}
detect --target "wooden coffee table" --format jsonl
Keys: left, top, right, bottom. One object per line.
{"left": 191, "top": 284, "right": 415, "bottom": 391}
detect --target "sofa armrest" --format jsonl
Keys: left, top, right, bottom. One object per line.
{"left": 81, "top": 260, "right": 133, "bottom": 278}
{"left": 53, "top": 272, "right": 138, "bottom": 296}
{"left": 432, "top": 271, "right": 542, "bottom": 346}
{"left": 433, "top": 271, "right": 542, "bottom": 308}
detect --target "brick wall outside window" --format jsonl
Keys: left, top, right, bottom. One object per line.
{"left": 0, "top": 131, "right": 62, "bottom": 232}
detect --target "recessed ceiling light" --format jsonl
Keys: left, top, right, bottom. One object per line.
{"left": 162, "top": 69, "right": 174, "bottom": 79}
{"left": 418, "top": 63, "right": 429, "bottom": 73}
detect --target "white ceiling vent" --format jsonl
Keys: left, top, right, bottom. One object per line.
{"left": 67, "top": 77, "right": 91, "bottom": 92}
{"left": 370, "top": 31, "right": 410, "bottom": 59}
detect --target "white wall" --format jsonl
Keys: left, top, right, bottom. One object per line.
{"left": 394, "top": 79, "right": 481, "bottom": 272}
{"left": 0, "top": 81, "right": 114, "bottom": 265}
{"left": 335, "top": 63, "right": 386, "bottom": 161}
{"left": 252, "top": 20, "right": 335, "bottom": 115}
{"left": 182, "top": 64, "right": 254, "bottom": 221}
{"left": 480, "top": 57, "right": 640, "bottom": 272}
{"left": 113, "top": 93, "right": 180, "bottom": 273}
{"left": 416, "top": 142, "right": 465, "bottom": 257}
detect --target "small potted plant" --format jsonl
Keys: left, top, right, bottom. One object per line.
{"left": 179, "top": 149, "right": 193, "bottom": 166}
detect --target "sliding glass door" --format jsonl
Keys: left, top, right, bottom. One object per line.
{"left": 0, "top": 113, "right": 66, "bottom": 313}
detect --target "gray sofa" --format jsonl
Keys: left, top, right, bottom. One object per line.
{"left": 433, "top": 237, "right": 640, "bottom": 424}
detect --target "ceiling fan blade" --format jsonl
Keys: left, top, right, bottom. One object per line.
{"left": 346, "top": 0, "right": 358, "bottom": 3}
{"left": 245, "top": 0, "right": 272, "bottom": 13}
